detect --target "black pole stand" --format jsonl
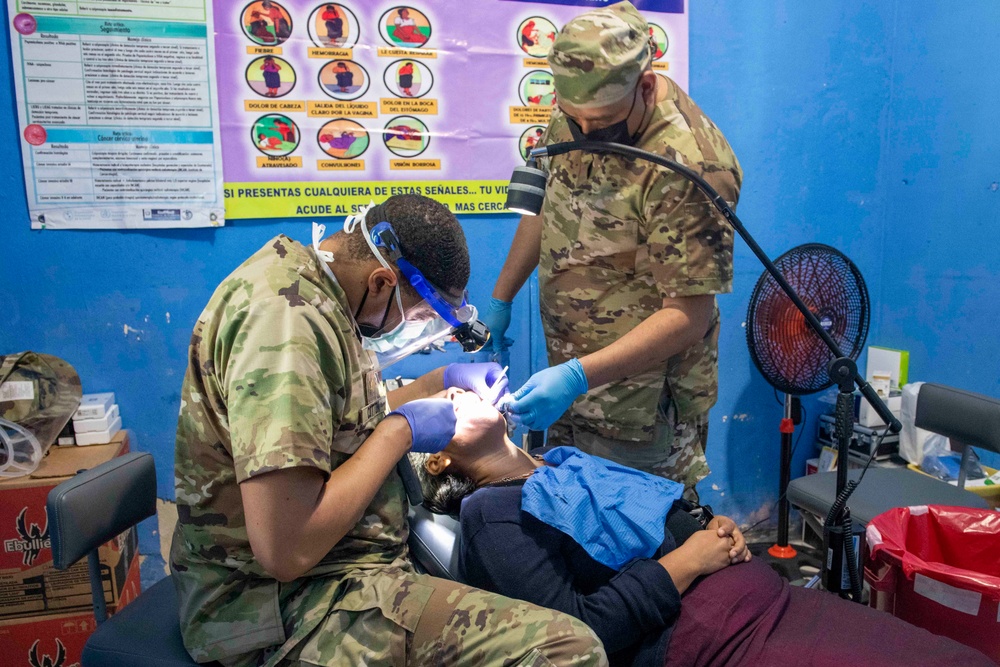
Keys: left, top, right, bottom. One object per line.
{"left": 524, "top": 141, "right": 903, "bottom": 599}
{"left": 749, "top": 393, "right": 822, "bottom": 584}
{"left": 823, "top": 358, "right": 865, "bottom": 600}
{"left": 771, "top": 394, "right": 798, "bottom": 558}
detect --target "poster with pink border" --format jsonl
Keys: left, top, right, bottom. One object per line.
{"left": 216, "top": 0, "right": 688, "bottom": 218}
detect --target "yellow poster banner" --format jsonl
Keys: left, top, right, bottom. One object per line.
{"left": 224, "top": 180, "right": 512, "bottom": 219}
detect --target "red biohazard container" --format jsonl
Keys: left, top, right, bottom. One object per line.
{"left": 865, "top": 505, "right": 1000, "bottom": 662}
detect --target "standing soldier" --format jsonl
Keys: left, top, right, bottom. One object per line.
{"left": 486, "top": 2, "right": 742, "bottom": 499}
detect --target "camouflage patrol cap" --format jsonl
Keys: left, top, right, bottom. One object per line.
{"left": 549, "top": 1, "right": 654, "bottom": 109}
{"left": 0, "top": 352, "right": 82, "bottom": 450}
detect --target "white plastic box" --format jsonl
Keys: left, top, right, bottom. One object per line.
{"left": 74, "top": 392, "right": 116, "bottom": 421}
{"left": 73, "top": 404, "right": 120, "bottom": 434}
{"left": 74, "top": 416, "right": 122, "bottom": 446}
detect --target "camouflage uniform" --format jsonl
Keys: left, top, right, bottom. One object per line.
{"left": 171, "top": 236, "right": 607, "bottom": 667}
{"left": 0, "top": 352, "right": 82, "bottom": 450}
{"left": 540, "top": 2, "right": 742, "bottom": 495}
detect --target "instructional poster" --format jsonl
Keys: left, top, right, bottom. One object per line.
{"left": 7, "top": 0, "right": 225, "bottom": 229}
{"left": 218, "top": 0, "right": 688, "bottom": 218}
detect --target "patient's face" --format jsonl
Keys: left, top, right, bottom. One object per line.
{"left": 438, "top": 388, "right": 506, "bottom": 455}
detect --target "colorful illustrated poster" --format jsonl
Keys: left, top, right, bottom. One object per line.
{"left": 7, "top": 1, "right": 225, "bottom": 229}
{"left": 219, "top": 0, "right": 688, "bottom": 218}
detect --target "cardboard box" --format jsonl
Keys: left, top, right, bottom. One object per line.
{"left": 859, "top": 393, "right": 902, "bottom": 428}
{"left": 805, "top": 457, "right": 819, "bottom": 475}
{"left": 71, "top": 405, "right": 120, "bottom": 434}
{"left": 865, "top": 346, "right": 909, "bottom": 392}
{"left": 73, "top": 416, "right": 122, "bottom": 447}
{"left": 0, "top": 432, "right": 134, "bottom": 618}
{"left": 0, "top": 554, "right": 141, "bottom": 667}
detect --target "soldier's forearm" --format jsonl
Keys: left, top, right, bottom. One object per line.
{"left": 386, "top": 367, "right": 445, "bottom": 408}
{"left": 492, "top": 214, "right": 543, "bottom": 302}
{"left": 240, "top": 417, "right": 413, "bottom": 582}
{"left": 579, "top": 295, "right": 714, "bottom": 389}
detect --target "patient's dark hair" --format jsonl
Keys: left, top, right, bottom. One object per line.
{"left": 424, "top": 473, "right": 477, "bottom": 516}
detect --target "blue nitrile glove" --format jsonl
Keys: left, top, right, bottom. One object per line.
{"left": 388, "top": 398, "right": 457, "bottom": 454}
{"left": 480, "top": 298, "right": 513, "bottom": 354}
{"left": 503, "top": 359, "right": 589, "bottom": 431}
{"left": 443, "top": 362, "right": 510, "bottom": 405}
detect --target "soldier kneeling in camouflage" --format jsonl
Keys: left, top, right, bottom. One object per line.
{"left": 488, "top": 1, "right": 742, "bottom": 501}
{"left": 170, "top": 194, "right": 607, "bottom": 667}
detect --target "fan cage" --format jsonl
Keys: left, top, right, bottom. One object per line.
{"left": 746, "top": 243, "right": 870, "bottom": 396}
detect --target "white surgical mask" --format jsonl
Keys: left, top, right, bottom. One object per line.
{"left": 311, "top": 221, "right": 338, "bottom": 286}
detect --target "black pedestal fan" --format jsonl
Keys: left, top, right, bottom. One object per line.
{"left": 745, "top": 243, "right": 870, "bottom": 579}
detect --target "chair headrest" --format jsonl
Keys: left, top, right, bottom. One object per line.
{"left": 915, "top": 383, "right": 1000, "bottom": 455}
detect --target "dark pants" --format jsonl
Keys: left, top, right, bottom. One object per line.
{"left": 664, "top": 558, "right": 994, "bottom": 666}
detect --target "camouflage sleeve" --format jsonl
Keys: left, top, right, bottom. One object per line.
{"left": 641, "top": 165, "right": 739, "bottom": 299}
{"left": 538, "top": 107, "right": 573, "bottom": 149}
{"left": 223, "top": 296, "right": 347, "bottom": 483}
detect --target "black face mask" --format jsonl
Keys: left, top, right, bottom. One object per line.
{"left": 566, "top": 89, "right": 644, "bottom": 146}
{"left": 354, "top": 285, "right": 397, "bottom": 338}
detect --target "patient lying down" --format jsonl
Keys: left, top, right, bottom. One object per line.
{"left": 416, "top": 388, "right": 993, "bottom": 667}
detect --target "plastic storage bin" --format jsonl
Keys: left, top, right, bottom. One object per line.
{"left": 866, "top": 505, "right": 1000, "bottom": 662}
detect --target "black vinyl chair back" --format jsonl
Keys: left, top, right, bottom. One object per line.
{"left": 915, "top": 383, "right": 1000, "bottom": 489}
{"left": 46, "top": 452, "right": 157, "bottom": 623}
{"left": 916, "top": 383, "right": 1000, "bottom": 454}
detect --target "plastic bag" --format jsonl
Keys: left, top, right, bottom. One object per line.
{"left": 899, "top": 382, "right": 923, "bottom": 463}
{"left": 867, "top": 505, "right": 1000, "bottom": 661}
{"left": 899, "top": 382, "right": 935, "bottom": 464}
{"left": 920, "top": 438, "right": 986, "bottom": 483}
{"left": 867, "top": 505, "right": 1000, "bottom": 597}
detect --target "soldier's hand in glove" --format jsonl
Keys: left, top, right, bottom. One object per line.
{"left": 503, "top": 359, "right": 588, "bottom": 431}
{"left": 480, "top": 298, "right": 513, "bottom": 354}
{"left": 443, "top": 362, "right": 510, "bottom": 405}
{"left": 388, "top": 398, "right": 456, "bottom": 454}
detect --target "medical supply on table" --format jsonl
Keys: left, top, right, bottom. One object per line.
{"left": 72, "top": 393, "right": 123, "bottom": 446}
{"left": 817, "top": 413, "right": 899, "bottom": 460}
{"left": 74, "top": 416, "right": 123, "bottom": 446}
{"left": 74, "top": 392, "right": 115, "bottom": 421}
{"left": 920, "top": 447, "right": 986, "bottom": 483}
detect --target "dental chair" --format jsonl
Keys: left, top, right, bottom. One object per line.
{"left": 408, "top": 505, "right": 462, "bottom": 580}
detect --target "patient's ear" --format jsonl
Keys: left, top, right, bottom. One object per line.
{"left": 424, "top": 453, "right": 452, "bottom": 476}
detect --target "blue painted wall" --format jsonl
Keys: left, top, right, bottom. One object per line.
{"left": 2, "top": 1, "right": 998, "bottom": 582}
{"left": 874, "top": 3, "right": 1000, "bottom": 469}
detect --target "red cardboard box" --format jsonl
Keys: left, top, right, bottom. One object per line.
{"left": 0, "top": 553, "right": 141, "bottom": 667}
{"left": 0, "top": 432, "right": 134, "bottom": 618}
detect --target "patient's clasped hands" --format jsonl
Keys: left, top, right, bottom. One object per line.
{"left": 707, "top": 516, "right": 751, "bottom": 565}
{"left": 657, "top": 515, "right": 751, "bottom": 595}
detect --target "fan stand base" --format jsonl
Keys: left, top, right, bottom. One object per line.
{"left": 749, "top": 542, "right": 823, "bottom": 585}
{"left": 767, "top": 544, "right": 798, "bottom": 559}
